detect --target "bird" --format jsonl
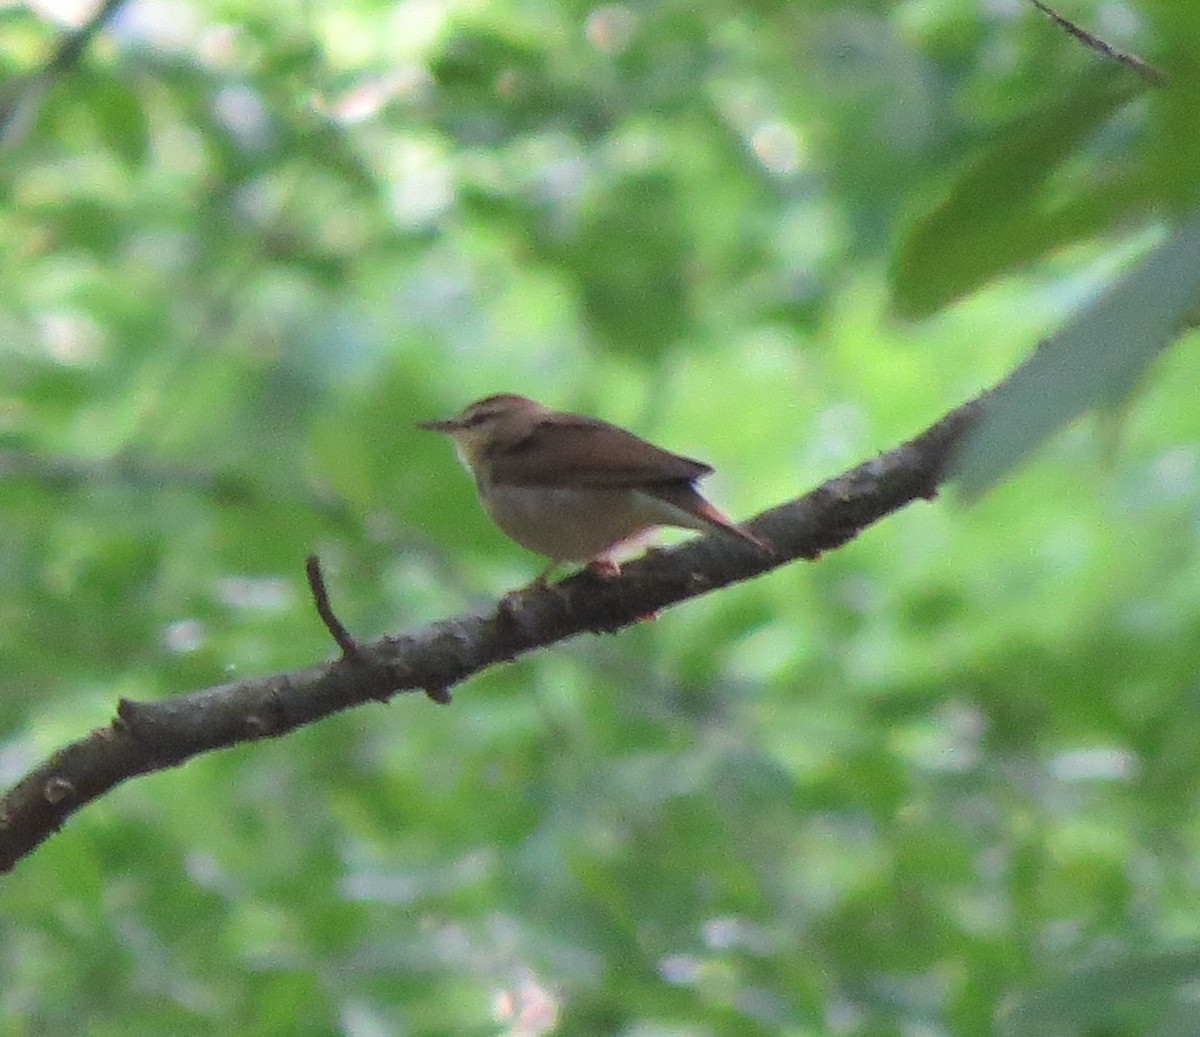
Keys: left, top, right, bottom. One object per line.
{"left": 418, "top": 393, "right": 767, "bottom": 587}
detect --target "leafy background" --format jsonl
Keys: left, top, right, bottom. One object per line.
{"left": 3, "top": 0, "right": 1200, "bottom": 1034}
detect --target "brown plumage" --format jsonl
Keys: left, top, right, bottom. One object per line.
{"left": 419, "top": 394, "right": 766, "bottom": 583}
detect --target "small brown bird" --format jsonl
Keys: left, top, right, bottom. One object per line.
{"left": 418, "top": 393, "right": 766, "bottom": 586}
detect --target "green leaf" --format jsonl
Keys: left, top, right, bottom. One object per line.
{"left": 569, "top": 171, "right": 693, "bottom": 361}
{"left": 892, "top": 71, "right": 1140, "bottom": 318}
{"left": 955, "top": 214, "right": 1200, "bottom": 495}
{"left": 998, "top": 947, "right": 1200, "bottom": 1036}
{"left": 81, "top": 73, "right": 150, "bottom": 168}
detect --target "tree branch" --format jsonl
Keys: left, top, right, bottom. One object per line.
{"left": 1027, "top": 0, "right": 1166, "bottom": 86}
{"left": 305, "top": 554, "right": 360, "bottom": 656}
{"left": 0, "top": 379, "right": 994, "bottom": 875}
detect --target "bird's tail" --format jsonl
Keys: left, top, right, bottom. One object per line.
{"left": 656, "top": 484, "right": 771, "bottom": 553}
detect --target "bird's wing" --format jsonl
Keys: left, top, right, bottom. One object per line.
{"left": 487, "top": 414, "right": 712, "bottom": 488}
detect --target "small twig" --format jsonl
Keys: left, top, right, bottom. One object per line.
{"left": 305, "top": 555, "right": 358, "bottom": 656}
{"left": 0, "top": 0, "right": 131, "bottom": 151}
{"left": 304, "top": 554, "right": 451, "bottom": 704}
{"left": 44, "top": 0, "right": 128, "bottom": 79}
{"left": 1028, "top": 0, "right": 1167, "bottom": 86}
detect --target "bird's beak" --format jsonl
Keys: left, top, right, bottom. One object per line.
{"left": 417, "top": 417, "right": 457, "bottom": 432}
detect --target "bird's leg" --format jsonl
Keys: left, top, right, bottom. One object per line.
{"left": 526, "top": 559, "right": 561, "bottom": 591}
{"left": 584, "top": 531, "right": 653, "bottom": 580}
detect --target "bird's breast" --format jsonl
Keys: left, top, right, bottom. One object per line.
{"left": 480, "top": 483, "right": 704, "bottom": 562}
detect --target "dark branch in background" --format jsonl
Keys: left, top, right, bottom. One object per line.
{"left": 41, "top": 0, "right": 129, "bottom": 81}
{"left": 1028, "top": 0, "right": 1167, "bottom": 86}
{"left": 0, "top": 0, "right": 130, "bottom": 151}
{"left": 0, "top": 448, "right": 343, "bottom": 517}
{"left": 0, "top": 446, "right": 479, "bottom": 600}
{"left": 0, "top": 370, "right": 1006, "bottom": 875}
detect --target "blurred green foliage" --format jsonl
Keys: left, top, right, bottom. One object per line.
{"left": 3, "top": 1, "right": 1200, "bottom": 1035}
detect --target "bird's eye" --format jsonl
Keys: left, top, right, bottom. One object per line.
{"left": 465, "top": 412, "right": 491, "bottom": 427}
